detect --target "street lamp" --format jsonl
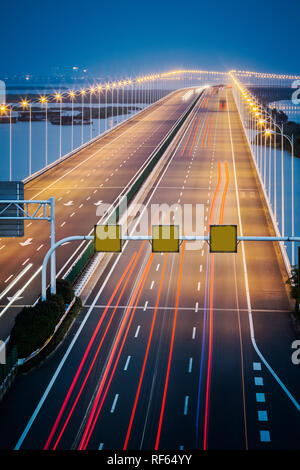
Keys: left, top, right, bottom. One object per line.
{"left": 266, "top": 129, "right": 295, "bottom": 264}
{"left": 69, "top": 91, "right": 75, "bottom": 150}
{"left": 55, "top": 93, "right": 63, "bottom": 158}
{"left": 40, "top": 96, "right": 48, "bottom": 167}
{"left": 21, "top": 99, "right": 32, "bottom": 176}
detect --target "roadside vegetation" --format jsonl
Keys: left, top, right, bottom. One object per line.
{"left": 8, "top": 279, "right": 81, "bottom": 361}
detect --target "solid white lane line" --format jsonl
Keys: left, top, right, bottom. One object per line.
{"left": 110, "top": 394, "right": 119, "bottom": 413}
{"left": 227, "top": 95, "right": 300, "bottom": 413}
{"left": 184, "top": 396, "right": 189, "bottom": 415}
{"left": 124, "top": 356, "right": 131, "bottom": 371}
{"left": 0, "top": 264, "right": 33, "bottom": 300}
{"left": 134, "top": 325, "right": 141, "bottom": 338}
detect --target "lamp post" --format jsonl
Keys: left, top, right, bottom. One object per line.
{"left": 90, "top": 87, "right": 95, "bottom": 140}
{"left": 266, "top": 129, "right": 295, "bottom": 264}
{"left": 40, "top": 96, "right": 48, "bottom": 167}
{"left": 69, "top": 91, "right": 75, "bottom": 151}
{"left": 97, "top": 84, "right": 102, "bottom": 136}
{"left": 21, "top": 99, "right": 31, "bottom": 176}
{"left": 81, "top": 89, "right": 86, "bottom": 145}
{"left": 55, "top": 93, "right": 63, "bottom": 159}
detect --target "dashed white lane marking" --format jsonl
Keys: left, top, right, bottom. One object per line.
{"left": 37, "top": 244, "right": 44, "bottom": 251}
{"left": 254, "top": 377, "right": 264, "bottom": 386}
{"left": 179, "top": 445, "right": 184, "bottom": 450}
{"left": 195, "top": 302, "right": 199, "bottom": 312}
{"left": 143, "top": 301, "right": 148, "bottom": 311}
{"left": 200, "top": 265, "right": 203, "bottom": 272}
{"left": 4, "top": 275, "right": 13, "bottom": 283}
{"left": 150, "top": 281, "right": 154, "bottom": 290}
{"left": 156, "top": 264, "right": 160, "bottom": 271}
{"left": 124, "top": 356, "right": 131, "bottom": 371}
{"left": 256, "top": 393, "right": 265, "bottom": 402}
{"left": 260, "top": 430, "right": 271, "bottom": 442}
{"left": 79, "top": 204, "right": 83, "bottom": 209}
{"left": 86, "top": 196, "right": 91, "bottom": 201}
{"left": 22, "top": 258, "right": 30, "bottom": 266}
{"left": 258, "top": 410, "right": 268, "bottom": 421}
{"left": 184, "top": 396, "right": 189, "bottom": 415}
{"left": 201, "top": 250, "right": 204, "bottom": 256}
{"left": 60, "top": 222, "right": 66, "bottom": 227}
{"left": 110, "top": 394, "right": 119, "bottom": 413}
{"left": 188, "top": 357, "right": 193, "bottom": 373}
{"left": 197, "top": 282, "right": 201, "bottom": 291}
{"left": 98, "top": 443, "right": 104, "bottom": 450}
{"left": 192, "top": 327, "right": 196, "bottom": 339}
{"left": 0, "top": 245, "right": 5, "bottom": 251}
{"left": 70, "top": 212, "right": 75, "bottom": 217}
{"left": 253, "top": 362, "right": 262, "bottom": 371}
{"left": 134, "top": 325, "right": 141, "bottom": 338}
{"left": 26, "top": 223, "right": 32, "bottom": 228}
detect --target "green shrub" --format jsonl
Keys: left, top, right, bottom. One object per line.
{"left": 46, "top": 278, "right": 74, "bottom": 305}
{"left": 9, "top": 292, "right": 68, "bottom": 359}
{"left": 9, "top": 307, "right": 56, "bottom": 358}
{"left": 55, "top": 278, "right": 74, "bottom": 305}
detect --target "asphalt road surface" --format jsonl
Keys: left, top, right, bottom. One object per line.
{"left": 0, "top": 88, "right": 198, "bottom": 339}
{"left": 0, "top": 87, "right": 299, "bottom": 450}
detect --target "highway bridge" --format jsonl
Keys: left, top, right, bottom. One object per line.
{"left": 0, "top": 70, "right": 299, "bottom": 450}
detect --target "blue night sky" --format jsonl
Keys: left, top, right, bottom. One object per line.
{"left": 1, "top": 0, "right": 299, "bottom": 78}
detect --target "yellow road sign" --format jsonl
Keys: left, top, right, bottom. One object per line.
{"left": 152, "top": 225, "right": 180, "bottom": 253}
{"left": 94, "top": 224, "right": 122, "bottom": 252}
{"left": 210, "top": 225, "right": 237, "bottom": 253}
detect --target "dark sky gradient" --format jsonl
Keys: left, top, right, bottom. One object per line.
{"left": 1, "top": 0, "right": 299, "bottom": 78}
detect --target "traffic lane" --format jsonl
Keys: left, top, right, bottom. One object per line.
{"left": 225, "top": 90, "right": 300, "bottom": 448}
{"left": 83, "top": 252, "right": 183, "bottom": 450}
{"left": 0, "top": 90, "right": 195, "bottom": 288}
{"left": 24, "top": 89, "right": 191, "bottom": 193}
{"left": 64, "top": 102, "right": 211, "bottom": 449}
{"left": 0, "top": 97, "right": 194, "bottom": 323}
{"left": 228, "top": 91, "right": 300, "bottom": 406}
{"left": 237, "top": 307, "right": 300, "bottom": 450}
{"left": 12, "top": 237, "right": 163, "bottom": 449}
{"left": 4, "top": 91, "right": 207, "bottom": 448}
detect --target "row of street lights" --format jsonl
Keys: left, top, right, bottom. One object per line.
{"left": 0, "top": 70, "right": 227, "bottom": 183}
{"left": 231, "top": 73, "right": 295, "bottom": 265}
